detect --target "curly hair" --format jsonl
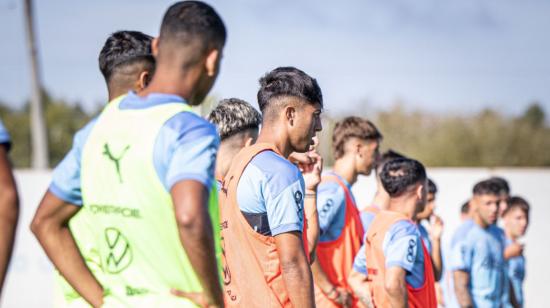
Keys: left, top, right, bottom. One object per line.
{"left": 207, "top": 98, "right": 261, "bottom": 141}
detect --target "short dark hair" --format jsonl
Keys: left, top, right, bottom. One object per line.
{"left": 461, "top": 200, "right": 470, "bottom": 214}
{"left": 488, "top": 176, "right": 510, "bottom": 194}
{"left": 374, "top": 149, "right": 406, "bottom": 175}
{"left": 503, "top": 196, "right": 530, "bottom": 217}
{"left": 332, "top": 117, "right": 382, "bottom": 159}
{"left": 98, "top": 30, "right": 154, "bottom": 84}
{"left": 380, "top": 157, "right": 427, "bottom": 198}
{"left": 473, "top": 179, "right": 501, "bottom": 196}
{"left": 159, "top": 1, "right": 226, "bottom": 54}
{"left": 207, "top": 98, "right": 262, "bottom": 140}
{"left": 257, "top": 67, "right": 323, "bottom": 114}
{"left": 427, "top": 178, "right": 437, "bottom": 194}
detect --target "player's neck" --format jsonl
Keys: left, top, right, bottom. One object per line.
{"left": 216, "top": 144, "right": 238, "bottom": 181}
{"left": 332, "top": 158, "right": 357, "bottom": 185}
{"left": 388, "top": 196, "right": 416, "bottom": 219}
{"left": 256, "top": 125, "right": 293, "bottom": 158}
{"left": 473, "top": 214, "right": 489, "bottom": 229}
{"left": 371, "top": 189, "right": 390, "bottom": 210}
{"left": 138, "top": 66, "right": 199, "bottom": 102}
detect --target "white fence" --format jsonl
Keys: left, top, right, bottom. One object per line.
{"left": 1, "top": 168, "right": 549, "bottom": 307}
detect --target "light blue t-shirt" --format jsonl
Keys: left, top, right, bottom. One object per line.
{"left": 353, "top": 219, "right": 426, "bottom": 288}
{"left": 49, "top": 92, "right": 219, "bottom": 206}
{"left": 0, "top": 119, "right": 11, "bottom": 151}
{"left": 317, "top": 172, "right": 356, "bottom": 242}
{"left": 449, "top": 222, "right": 507, "bottom": 308}
{"left": 506, "top": 238, "right": 525, "bottom": 308}
{"left": 442, "top": 219, "right": 474, "bottom": 308}
{"left": 237, "top": 150, "right": 305, "bottom": 237}
{"left": 418, "top": 223, "right": 432, "bottom": 254}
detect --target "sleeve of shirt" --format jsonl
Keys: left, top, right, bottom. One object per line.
{"left": 316, "top": 181, "right": 346, "bottom": 236}
{"left": 449, "top": 237, "right": 473, "bottom": 272}
{"left": 352, "top": 244, "right": 368, "bottom": 275}
{"left": 49, "top": 119, "right": 97, "bottom": 206}
{"left": 264, "top": 165, "right": 305, "bottom": 236}
{"left": 158, "top": 113, "right": 220, "bottom": 191}
{"left": 0, "top": 119, "right": 11, "bottom": 151}
{"left": 383, "top": 220, "right": 420, "bottom": 273}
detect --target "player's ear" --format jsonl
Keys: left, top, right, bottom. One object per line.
{"left": 244, "top": 137, "right": 254, "bottom": 147}
{"left": 205, "top": 48, "right": 220, "bottom": 77}
{"left": 137, "top": 70, "right": 151, "bottom": 90}
{"left": 416, "top": 184, "right": 424, "bottom": 200}
{"left": 152, "top": 37, "right": 160, "bottom": 57}
{"left": 285, "top": 106, "right": 296, "bottom": 126}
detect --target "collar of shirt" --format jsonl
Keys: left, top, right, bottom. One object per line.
{"left": 119, "top": 91, "right": 188, "bottom": 110}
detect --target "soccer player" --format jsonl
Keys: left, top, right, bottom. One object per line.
{"left": 219, "top": 67, "right": 322, "bottom": 307}
{"left": 31, "top": 2, "right": 226, "bottom": 307}
{"left": 313, "top": 116, "right": 381, "bottom": 307}
{"left": 360, "top": 150, "right": 405, "bottom": 229}
{"left": 503, "top": 196, "right": 529, "bottom": 308}
{"left": 451, "top": 179, "right": 507, "bottom": 308}
{"left": 415, "top": 178, "right": 443, "bottom": 280}
{"left": 350, "top": 157, "right": 437, "bottom": 308}
{"left": 0, "top": 119, "right": 19, "bottom": 297}
{"left": 49, "top": 30, "right": 156, "bottom": 306}
{"left": 207, "top": 98, "right": 262, "bottom": 182}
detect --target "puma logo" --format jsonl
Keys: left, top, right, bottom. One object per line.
{"left": 103, "top": 143, "right": 130, "bottom": 183}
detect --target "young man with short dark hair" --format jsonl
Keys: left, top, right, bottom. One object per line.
{"left": 312, "top": 116, "right": 381, "bottom": 307}
{"left": 451, "top": 180, "right": 507, "bottom": 308}
{"left": 32, "top": 2, "right": 227, "bottom": 306}
{"left": 220, "top": 66, "right": 322, "bottom": 307}
{"left": 503, "top": 196, "right": 529, "bottom": 308}
{"left": 47, "top": 30, "right": 157, "bottom": 306}
{"left": 350, "top": 158, "right": 437, "bottom": 307}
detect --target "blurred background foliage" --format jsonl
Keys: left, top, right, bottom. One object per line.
{"left": 0, "top": 92, "right": 548, "bottom": 168}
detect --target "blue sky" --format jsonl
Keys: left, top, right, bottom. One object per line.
{"left": 1, "top": 0, "right": 549, "bottom": 117}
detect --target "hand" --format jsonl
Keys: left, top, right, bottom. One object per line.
{"left": 505, "top": 243, "right": 524, "bottom": 258}
{"left": 332, "top": 287, "right": 353, "bottom": 308}
{"left": 294, "top": 151, "right": 323, "bottom": 191}
{"left": 429, "top": 214, "right": 444, "bottom": 241}
{"left": 171, "top": 289, "right": 221, "bottom": 308}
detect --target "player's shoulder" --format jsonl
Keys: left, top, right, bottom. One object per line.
{"left": 164, "top": 110, "right": 217, "bottom": 137}
{"left": 451, "top": 219, "right": 476, "bottom": 245}
{"left": 388, "top": 219, "right": 418, "bottom": 239}
{"left": 250, "top": 151, "right": 300, "bottom": 177}
{"left": 318, "top": 176, "right": 345, "bottom": 199}
{"left": 248, "top": 151, "right": 301, "bottom": 193}
{"left": 75, "top": 117, "right": 99, "bottom": 146}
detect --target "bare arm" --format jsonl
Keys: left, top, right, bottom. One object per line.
{"left": 311, "top": 256, "right": 352, "bottom": 307}
{"left": 292, "top": 150, "right": 323, "bottom": 262}
{"left": 385, "top": 266, "right": 408, "bottom": 308}
{"left": 171, "top": 180, "right": 223, "bottom": 307}
{"left": 0, "top": 145, "right": 19, "bottom": 296}
{"left": 347, "top": 268, "right": 374, "bottom": 308}
{"left": 31, "top": 191, "right": 103, "bottom": 307}
{"left": 275, "top": 231, "right": 314, "bottom": 308}
{"left": 453, "top": 270, "right": 473, "bottom": 308}
{"left": 429, "top": 216, "right": 444, "bottom": 281}
{"left": 304, "top": 191, "right": 319, "bottom": 262}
